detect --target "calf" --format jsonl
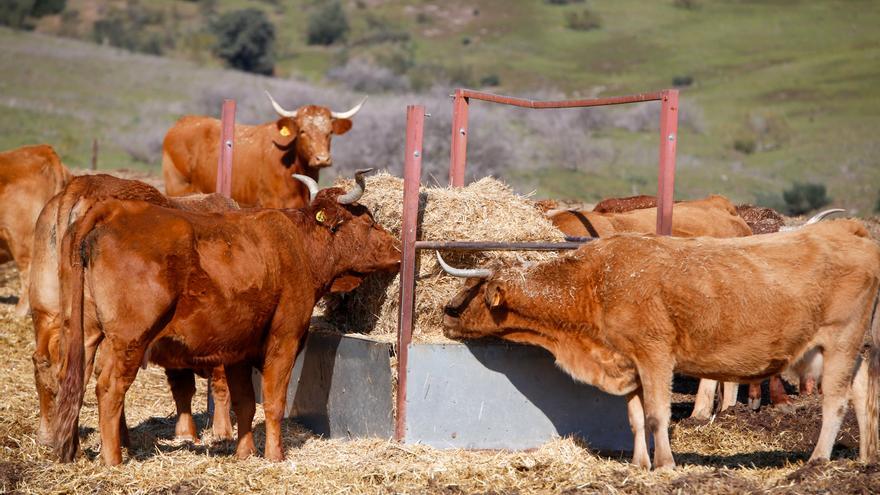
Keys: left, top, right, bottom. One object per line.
{"left": 0, "top": 144, "right": 71, "bottom": 316}
{"left": 440, "top": 220, "right": 880, "bottom": 469}
{"left": 31, "top": 175, "right": 238, "bottom": 448}
{"left": 52, "top": 171, "right": 400, "bottom": 465}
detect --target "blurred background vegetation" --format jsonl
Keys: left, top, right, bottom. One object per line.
{"left": 0, "top": 0, "right": 878, "bottom": 214}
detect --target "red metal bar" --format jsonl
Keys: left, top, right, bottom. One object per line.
{"left": 655, "top": 90, "right": 679, "bottom": 235}
{"left": 449, "top": 90, "right": 469, "bottom": 187}
{"left": 396, "top": 105, "right": 425, "bottom": 442}
{"left": 216, "top": 99, "right": 236, "bottom": 198}
{"left": 414, "top": 240, "right": 591, "bottom": 251}
{"left": 458, "top": 89, "right": 665, "bottom": 109}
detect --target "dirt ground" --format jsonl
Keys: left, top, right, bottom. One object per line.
{"left": 1, "top": 175, "right": 879, "bottom": 493}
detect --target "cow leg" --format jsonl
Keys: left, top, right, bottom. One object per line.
{"left": 720, "top": 382, "right": 738, "bottom": 411}
{"left": 626, "top": 390, "right": 650, "bottom": 469}
{"left": 165, "top": 368, "right": 199, "bottom": 442}
{"left": 638, "top": 364, "right": 676, "bottom": 469}
{"left": 748, "top": 382, "right": 762, "bottom": 411}
{"left": 260, "top": 325, "right": 306, "bottom": 462}
{"left": 32, "top": 311, "right": 60, "bottom": 447}
{"left": 849, "top": 355, "right": 877, "bottom": 461}
{"left": 810, "top": 342, "right": 859, "bottom": 461}
{"left": 226, "top": 362, "right": 256, "bottom": 459}
{"left": 769, "top": 376, "right": 793, "bottom": 412}
{"left": 209, "top": 366, "right": 234, "bottom": 440}
{"left": 690, "top": 379, "right": 717, "bottom": 420}
{"left": 119, "top": 405, "right": 130, "bottom": 449}
{"left": 95, "top": 348, "right": 141, "bottom": 466}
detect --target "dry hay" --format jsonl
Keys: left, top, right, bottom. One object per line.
{"left": 321, "top": 172, "right": 565, "bottom": 343}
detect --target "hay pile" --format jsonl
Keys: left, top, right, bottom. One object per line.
{"left": 735, "top": 204, "right": 785, "bottom": 234}
{"left": 322, "top": 172, "right": 565, "bottom": 342}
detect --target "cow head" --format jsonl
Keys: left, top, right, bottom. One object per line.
{"left": 292, "top": 170, "right": 400, "bottom": 293}
{"left": 266, "top": 91, "right": 365, "bottom": 171}
{"left": 438, "top": 253, "right": 530, "bottom": 340}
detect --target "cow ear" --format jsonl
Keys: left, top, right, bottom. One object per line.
{"left": 330, "top": 274, "right": 364, "bottom": 293}
{"left": 485, "top": 283, "right": 505, "bottom": 308}
{"left": 276, "top": 118, "right": 297, "bottom": 138}
{"left": 332, "top": 118, "right": 353, "bottom": 135}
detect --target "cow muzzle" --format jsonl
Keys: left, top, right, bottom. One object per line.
{"left": 309, "top": 155, "right": 332, "bottom": 168}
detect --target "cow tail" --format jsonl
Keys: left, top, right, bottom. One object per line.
{"left": 864, "top": 283, "right": 880, "bottom": 462}
{"left": 51, "top": 201, "right": 113, "bottom": 462}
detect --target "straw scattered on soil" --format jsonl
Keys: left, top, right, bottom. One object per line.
{"left": 322, "top": 172, "right": 565, "bottom": 343}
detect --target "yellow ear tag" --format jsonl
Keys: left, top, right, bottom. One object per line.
{"left": 279, "top": 126, "right": 291, "bottom": 137}
{"left": 316, "top": 210, "right": 326, "bottom": 223}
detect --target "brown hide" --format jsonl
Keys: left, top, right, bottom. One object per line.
{"left": 0, "top": 144, "right": 70, "bottom": 316}
{"left": 30, "top": 175, "right": 237, "bottom": 449}
{"left": 162, "top": 105, "right": 354, "bottom": 209}
{"left": 442, "top": 220, "right": 880, "bottom": 469}
{"left": 592, "top": 194, "right": 659, "bottom": 213}
{"left": 549, "top": 195, "right": 752, "bottom": 238}
{"left": 52, "top": 186, "right": 400, "bottom": 465}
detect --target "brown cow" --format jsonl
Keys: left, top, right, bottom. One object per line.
{"left": 52, "top": 171, "right": 400, "bottom": 465}
{"left": 0, "top": 144, "right": 71, "bottom": 316}
{"left": 30, "top": 175, "right": 237, "bottom": 448}
{"left": 162, "top": 92, "right": 365, "bottom": 209}
{"left": 548, "top": 194, "right": 752, "bottom": 239}
{"left": 439, "top": 219, "right": 880, "bottom": 469}
{"left": 548, "top": 195, "right": 751, "bottom": 418}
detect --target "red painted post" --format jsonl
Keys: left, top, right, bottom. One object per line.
{"left": 216, "top": 99, "right": 236, "bottom": 198}
{"left": 396, "top": 105, "right": 425, "bottom": 442}
{"left": 449, "top": 89, "right": 469, "bottom": 187}
{"left": 655, "top": 89, "right": 679, "bottom": 235}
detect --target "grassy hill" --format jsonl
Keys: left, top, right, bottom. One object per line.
{"left": 4, "top": 0, "right": 880, "bottom": 213}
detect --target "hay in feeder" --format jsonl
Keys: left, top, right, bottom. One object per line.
{"left": 322, "top": 172, "right": 565, "bottom": 343}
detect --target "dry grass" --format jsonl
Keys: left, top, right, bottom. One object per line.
{"left": 322, "top": 172, "right": 565, "bottom": 343}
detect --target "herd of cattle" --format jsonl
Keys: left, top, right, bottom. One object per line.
{"left": 0, "top": 92, "right": 878, "bottom": 471}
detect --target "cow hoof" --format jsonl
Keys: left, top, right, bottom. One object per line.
{"left": 748, "top": 397, "right": 761, "bottom": 411}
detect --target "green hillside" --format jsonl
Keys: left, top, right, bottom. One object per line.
{"left": 3, "top": 0, "right": 879, "bottom": 213}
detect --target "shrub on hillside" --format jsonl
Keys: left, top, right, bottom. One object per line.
{"left": 31, "top": 0, "right": 66, "bottom": 17}
{"left": 307, "top": 1, "right": 349, "bottom": 45}
{"left": 545, "top": 0, "right": 585, "bottom": 4}
{"left": 565, "top": 9, "right": 601, "bottom": 31}
{"left": 673, "top": 0, "right": 700, "bottom": 9}
{"left": 782, "top": 182, "right": 831, "bottom": 216}
{"left": 212, "top": 9, "right": 276, "bottom": 75}
{"left": 93, "top": 3, "right": 169, "bottom": 55}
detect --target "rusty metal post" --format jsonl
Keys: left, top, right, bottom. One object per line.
{"left": 655, "top": 89, "right": 679, "bottom": 235}
{"left": 449, "top": 89, "right": 469, "bottom": 187}
{"left": 90, "top": 138, "right": 98, "bottom": 170}
{"left": 396, "top": 105, "right": 425, "bottom": 442}
{"left": 216, "top": 99, "right": 236, "bottom": 198}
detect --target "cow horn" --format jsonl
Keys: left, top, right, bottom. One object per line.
{"left": 436, "top": 251, "right": 493, "bottom": 279}
{"left": 331, "top": 96, "right": 367, "bottom": 120}
{"left": 291, "top": 174, "right": 319, "bottom": 203}
{"left": 265, "top": 90, "right": 297, "bottom": 118}
{"left": 336, "top": 168, "right": 373, "bottom": 205}
{"left": 804, "top": 208, "right": 846, "bottom": 225}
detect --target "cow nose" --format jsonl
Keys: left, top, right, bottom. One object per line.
{"left": 443, "top": 304, "right": 462, "bottom": 318}
{"left": 310, "top": 154, "right": 331, "bottom": 168}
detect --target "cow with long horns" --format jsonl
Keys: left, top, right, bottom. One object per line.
{"left": 439, "top": 219, "right": 880, "bottom": 469}
{"left": 162, "top": 92, "right": 366, "bottom": 208}
{"left": 52, "top": 170, "right": 400, "bottom": 465}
